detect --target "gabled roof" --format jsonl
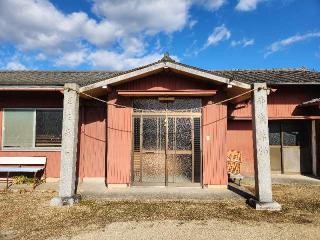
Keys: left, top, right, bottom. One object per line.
{"left": 0, "top": 55, "right": 319, "bottom": 88}
{"left": 80, "top": 54, "right": 250, "bottom": 92}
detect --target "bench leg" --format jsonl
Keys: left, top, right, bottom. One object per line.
{"left": 6, "top": 172, "right": 9, "bottom": 190}
{"left": 33, "top": 172, "right": 37, "bottom": 190}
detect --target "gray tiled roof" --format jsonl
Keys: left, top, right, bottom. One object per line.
{"left": 0, "top": 56, "right": 319, "bottom": 87}
{"left": 301, "top": 97, "right": 320, "bottom": 106}
{"left": 211, "top": 69, "right": 320, "bottom": 85}
{"left": 0, "top": 71, "right": 117, "bottom": 87}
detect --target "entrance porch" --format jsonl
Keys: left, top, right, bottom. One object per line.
{"left": 51, "top": 56, "right": 281, "bottom": 210}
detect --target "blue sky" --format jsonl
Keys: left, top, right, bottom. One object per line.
{"left": 0, "top": 0, "right": 319, "bottom": 71}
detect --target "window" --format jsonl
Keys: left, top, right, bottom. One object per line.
{"left": 36, "top": 110, "right": 63, "bottom": 147}
{"left": 3, "top": 109, "right": 63, "bottom": 149}
{"left": 133, "top": 97, "right": 202, "bottom": 113}
{"left": 268, "top": 120, "right": 309, "bottom": 147}
{"left": 269, "top": 121, "right": 281, "bottom": 146}
{"left": 282, "top": 122, "right": 303, "bottom": 146}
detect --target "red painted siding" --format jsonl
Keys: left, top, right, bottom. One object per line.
{"left": 78, "top": 102, "right": 106, "bottom": 178}
{"left": 230, "top": 86, "right": 320, "bottom": 119}
{"left": 106, "top": 91, "right": 132, "bottom": 184}
{"left": 202, "top": 95, "right": 228, "bottom": 185}
{"left": 117, "top": 71, "right": 219, "bottom": 91}
{"left": 227, "top": 120, "right": 254, "bottom": 176}
{"left": 316, "top": 120, "right": 320, "bottom": 176}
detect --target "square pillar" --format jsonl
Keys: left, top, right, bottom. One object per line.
{"left": 249, "top": 83, "right": 281, "bottom": 211}
{"left": 51, "top": 83, "right": 80, "bottom": 206}
{"left": 312, "top": 120, "right": 318, "bottom": 176}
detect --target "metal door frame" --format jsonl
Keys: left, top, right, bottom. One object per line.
{"left": 131, "top": 111, "right": 202, "bottom": 186}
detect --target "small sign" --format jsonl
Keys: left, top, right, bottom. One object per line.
{"left": 158, "top": 97, "right": 175, "bottom": 101}
{"left": 206, "top": 136, "right": 210, "bottom": 141}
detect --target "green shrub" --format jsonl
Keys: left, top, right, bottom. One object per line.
{"left": 12, "top": 175, "right": 35, "bottom": 185}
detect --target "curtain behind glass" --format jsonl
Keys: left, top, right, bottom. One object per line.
{"left": 3, "top": 109, "right": 35, "bottom": 148}
{"left": 35, "top": 109, "right": 63, "bottom": 147}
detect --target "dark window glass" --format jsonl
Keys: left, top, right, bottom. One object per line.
{"left": 133, "top": 118, "right": 140, "bottom": 152}
{"left": 133, "top": 98, "right": 166, "bottom": 112}
{"left": 269, "top": 121, "right": 281, "bottom": 145}
{"left": 175, "top": 118, "right": 192, "bottom": 150}
{"left": 282, "top": 122, "right": 300, "bottom": 146}
{"left": 142, "top": 117, "right": 165, "bottom": 151}
{"left": 167, "top": 98, "right": 201, "bottom": 112}
{"left": 133, "top": 98, "right": 201, "bottom": 112}
{"left": 36, "top": 110, "right": 63, "bottom": 147}
{"left": 193, "top": 117, "right": 201, "bottom": 183}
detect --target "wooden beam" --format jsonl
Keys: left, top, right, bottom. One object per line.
{"left": 0, "top": 86, "right": 63, "bottom": 92}
{"left": 117, "top": 90, "right": 217, "bottom": 97}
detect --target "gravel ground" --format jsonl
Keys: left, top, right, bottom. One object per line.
{"left": 53, "top": 219, "right": 320, "bottom": 240}
{"left": 0, "top": 184, "right": 319, "bottom": 240}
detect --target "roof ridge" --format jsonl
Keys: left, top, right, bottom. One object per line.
{"left": 210, "top": 68, "right": 315, "bottom": 72}
{"left": 0, "top": 70, "right": 120, "bottom": 73}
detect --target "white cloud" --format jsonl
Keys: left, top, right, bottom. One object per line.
{"left": 195, "top": 0, "right": 226, "bottom": 11}
{"left": 205, "top": 25, "right": 231, "bottom": 47}
{"left": 0, "top": 0, "right": 237, "bottom": 70}
{"left": 235, "top": 0, "right": 263, "bottom": 11}
{"left": 88, "top": 51, "right": 163, "bottom": 70}
{"left": 55, "top": 50, "right": 88, "bottom": 67}
{"left": 35, "top": 53, "right": 47, "bottom": 61}
{"left": 0, "top": 0, "right": 120, "bottom": 50}
{"left": 231, "top": 38, "right": 255, "bottom": 47}
{"left": 5, "top": 61, "right": 27, "bottom": 70}
{"left": 189, "top": 19, "right": 198, "bottom": 29}
{"left": 0, "top": 0, "right": 196, "bottom": 69}
{"left": 91, "top": 0, "right": 190, "bottom": 34}
{"left": 265, "top": 32, "right": 320, "bottom": 57}
{"left": 87, "top": 49, "right": 180, "bottom": 71}
{"left": 119, "top": 37, "right": 145, "bottom": 56}
{"left": 0, "top": 0, "right": 192, "bottom": 51}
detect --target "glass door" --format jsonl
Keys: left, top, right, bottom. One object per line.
{"left": 133, "top": 116, "right": 166, "bottom": 185}
{"left": 132, "top": 97, "right": 202, "bottom": 186}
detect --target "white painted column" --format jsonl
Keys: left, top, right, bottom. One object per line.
{"left": 312, "top": 120, "right": 318, "bottom": 176}
{"left": 249, "top": 83, "right": 281, "bottom": 211}
{"left": 51, "top": 83, "right": 80, "bottom": 206}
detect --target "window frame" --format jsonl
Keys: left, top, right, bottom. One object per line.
{"left": 2, "top": 108, "right": 63, "bottom": 151}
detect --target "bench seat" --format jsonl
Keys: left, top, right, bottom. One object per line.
{"left": 0, "top": 156, "right": 47, "bottom": 189}
{"left": 0, "top": 167, "right": 44, "bottom": 173}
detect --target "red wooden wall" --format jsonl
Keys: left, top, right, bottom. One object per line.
{"left": 117, "top": 71, "right": 219, "bottom": 91}
{"left": 316, "top": 120, "right": 320, "bottom": 176}
{"left": 106, "top": 91, "right": 132, "bottom": 184}
{"left": 227, "top": 120, "right": 254, "bottom": 176}
{"left": 78, "top": 102, "right": 106, "bottom": 178}
{"left": 202, "top": 95, "right": 228, "bottom": 185}
{"left": 230, "top": 85, "right": 320, "bottom": 119}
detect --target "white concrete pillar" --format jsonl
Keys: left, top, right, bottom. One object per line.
{"left": 249, "top": 83, "right": 281, "bottom": 211}
{"left": 312, "top": 120, "right": 318, "bottom": 176}
{"left": 51, "top": 83, "right": 80, "bottom": 206}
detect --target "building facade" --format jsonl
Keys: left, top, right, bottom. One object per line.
{"left": 0, "top": 57, "right": 319, "bottom": 191}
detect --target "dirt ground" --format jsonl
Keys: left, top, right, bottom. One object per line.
{"left": 0, "top": 184, "right": 320, "bottom": 240}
